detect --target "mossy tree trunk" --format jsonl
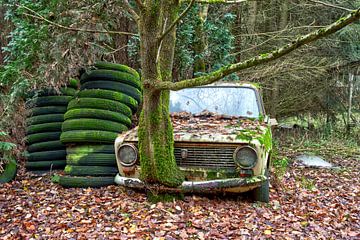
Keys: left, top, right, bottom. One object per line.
{"left": 137, "top": 0, "right": 184, "bottom": 187}
{"left": 128, "top": 1, "right": 360, "bottom": 188}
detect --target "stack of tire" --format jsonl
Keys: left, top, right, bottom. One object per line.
{"left": 58, "top": 62, "right": 141, "bottom": 188}
{"left": 24, "top": 79, "right": 78, "bottom": 172}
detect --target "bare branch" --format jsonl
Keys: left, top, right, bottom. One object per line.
{"left": 308, "top": 0, "right": 353, "bottom": 12}
{"left": 19, "top": 5, "right": 138, "bottom": 37}
{"left": 123, "top": 0, "right": 140, "bottom": 20}
{"left": 158, "top": 0, "right": 196, "bottom": 42}
{"left": 134, "top": 0, "right": 145, "bottom": 10}
{"left": 156, "top": 8, "right": 360, "bottom": 91}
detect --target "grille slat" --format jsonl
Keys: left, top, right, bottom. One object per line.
{"left": 174, "top": 146, "right": 237, "bottom": 169}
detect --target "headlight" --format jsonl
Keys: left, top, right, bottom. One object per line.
{"left": 118, "top": 144, "right": 138, "bottom": 166}
{"left": 233, "top": 146, "right": 257, "bottom": 169}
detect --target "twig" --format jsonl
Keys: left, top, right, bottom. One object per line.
{"left": 134, "top": 0, "right": 145, "bottom": 10}
{"left": 19, "top": 5, "right": 138, "bottom": 36}
{"left": 123, "top": 0, "right": 140, "bottom": 21}
{"left": 308, "top": 0, "right": 353, "bottom": 12}
{"left": 158, "top": 0, "right": 196, "bottom": 43}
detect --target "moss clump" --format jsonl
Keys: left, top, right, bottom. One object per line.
{"left": 257, "top": 127, "right": 272, "bottom": 151}
{"left": 147, "top": 191, "right": 184, "bottom": 203}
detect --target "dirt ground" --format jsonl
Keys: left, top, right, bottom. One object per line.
{"left": 0, "top": 141, "right": 359, "bottom": 239}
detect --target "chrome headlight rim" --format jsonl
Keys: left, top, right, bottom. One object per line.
{"left": 233, "top": 145, "right": 258, "bottom": 169}
{"left": 118, "top": 143, "right": 138, "bottom": 167}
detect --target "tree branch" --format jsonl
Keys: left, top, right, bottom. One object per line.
{"left": 156, "top": 8, "right": 360, "bottom": 91}
{"left": 122, "top": 0, "right": 140, "bottom": 20}
{"left": 19, "top": 5, "right": 138, "bottom": 37}
{"left": 158, "top": 0, "right": 196, "bottom": 42}
{"left": 134, "top": 0, "right": 145, "bottom": 10}
{"left": 308, "top": 0, "right": 353, "bottom": 12}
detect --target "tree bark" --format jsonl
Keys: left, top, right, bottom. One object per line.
{"left": 137, "top": 0, "right": 184, "bottom": 187}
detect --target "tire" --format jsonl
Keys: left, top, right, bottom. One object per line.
{"left": 251, "top": 169, "right": 270, "bottom": 203}
{"left": 30, "top": 106, "right": 68, "bottom": 116}
{"left": 27, "top": 96, "right": 73, "bottom": 107}
{"left": 56, "top": 175, "right": 114, "bottom": 188}
{"left": 67, "top": 98, "right": 132, "bottom": 118}
{"left": 26, "top": 114, "right": 64, "bottom": 125}
{"left": 26, "top": 122, "right": 63, "bottom": 135}
{"left": 64, "top": 165, "right": 118, "bottom": 176}
{"left": 60, "top": 130, "right": 118, "bottom": 144}
{"left": 62, "top": 118, "right": 128, "bottom": 133}
{"left": 64, "top": 108, "right": 131, "bottom": 127}
{"left": 67, "top": 153, "right": 116, "bottom": 166}
{"left": 66, "top": 144, "right": 115, "bottom": 154}
{"left": 25, "top": 160, "right": 66, "bottom": 170}
{"left": 26, "top": 132, "right": 62, "bottom": 145}
{"left": 94, "top": 61, "right": 140, "bottom": 79}
{"left": 80, "top": 81, "right": 142, "bottom": 104}
{"left": 26, "top": 150, "right": 67, "bottom": 162}
{"left": 0, "top": 159, "right": 17, "bottom": 183}
{"left": 77, "top": 89, "right": 138, "bottom": 113}
{"left": 81, "top": 69, "right": 141, "bottom": 89}
{"left": 27, "top": 140, "right": 65, "bottom": 153}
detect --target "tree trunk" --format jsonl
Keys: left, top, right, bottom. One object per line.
{"left": 137, "top": 1, "right": 184, "bottom": 187}
{"left": 193, "top": 5, "right": 208, "bottom": 75}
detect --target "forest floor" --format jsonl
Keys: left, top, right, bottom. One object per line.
{"left": 0, "top": 136, "right": 359, "bottom": 239}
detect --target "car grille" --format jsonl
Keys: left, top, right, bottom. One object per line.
{"left": 174, "top": 146, "right": 237, "bottom": 169}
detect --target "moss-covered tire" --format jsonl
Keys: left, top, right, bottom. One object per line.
{"left": 25, "top": 160, "right": 66, "bottom": 170}
{"left": 64, "top": 165, "right": 118, "bottom": 176}
{"left": 60, "top": 130, "right": 118, "bottom": 144}
{"left": 26, "top": 122, "right": 63, "bottom": 135}
{"left": 77, "top": 89, "right": 138, "bottom": 113}
{"left": 251, "top": 169, "right": 269, "bottom": 203}
{"left": 80, "top": 81, "right": 142, "bottom": 104}
{"left": 56, "top": 175, "right": 114, "bottom": 188}
{"left": 27, "top": 96, "right": 73, "bottom": 107}
{"left": 0, "top": 159, "right": 17, "bottom": 183}
{"left": 30, "top": 106, "right": 68, "bottom": 116}
{"left": 28, "top": 87, "right": 77, "bottom": 98}
{"left": 62, "top": 118, "right": 128, "bottom": 133}
{"left": 66, "top": 145, "right": 115, "bottom": 154}
{"left": 81, "top": 69, "right": 141, "bottom": 89}
{"left": 64, "top": 108, "right": 131, "bottom": 127}
{"left": 67, "top": 98, "right": 132, "bottom": 118}
{"left": 27, "top": 140, "right": 65, "bottom": 153}
{"left": 26, "top": 132, "right": 62, "bottom": 145}
{"left": 67, "top": 153, "right": 116, "bottom": 166}
{"left": 26, "top": 150, "right": 67, "bottom": 162}
{"left": 94, "top": 61, "right": 140, "bottom": 79}
{"left": 26, "top": 114, "right": 64, "bottom": 125}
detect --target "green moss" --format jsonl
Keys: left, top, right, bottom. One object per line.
{"left": 147, "top": 192, "right": 184, "bottom": 203}
{"left": 257, "top": 127, "right": 272, "bottom": 151}
{"left": 236, "top": 129, "right": 258, "bottom": 142}
{"left": 139, "top": 90, "right": 184, "bottom": 187}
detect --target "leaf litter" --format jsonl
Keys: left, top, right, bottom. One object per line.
{"left": 0, "top": 142, "right": 359, "bottom": 239}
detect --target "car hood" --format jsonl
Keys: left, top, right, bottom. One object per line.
{"left": 120, "top": 111, "right": 270, "bottom": 145}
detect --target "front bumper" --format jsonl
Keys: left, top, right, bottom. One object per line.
{"left": 114, "top": 174, "right": 267, "bottom": 193}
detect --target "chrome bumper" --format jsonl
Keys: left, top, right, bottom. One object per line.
{"left": 114, "top": 174, "right": 266, "bottom": 193}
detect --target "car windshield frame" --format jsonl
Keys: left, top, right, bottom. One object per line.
{"left": 169, "top": 85, "right": 265, "bottom": 118}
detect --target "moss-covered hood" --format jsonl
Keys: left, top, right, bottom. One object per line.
{"left": 122, "top": 112, "right": 271, "bottom": 149}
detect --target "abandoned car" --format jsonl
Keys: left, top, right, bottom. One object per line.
{"left": 114, "top": 82, "right": 275, "bottom": 202}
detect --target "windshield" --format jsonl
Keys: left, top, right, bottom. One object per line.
{"left": 170, "top": 86, "right": 261, "bottom": 118}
